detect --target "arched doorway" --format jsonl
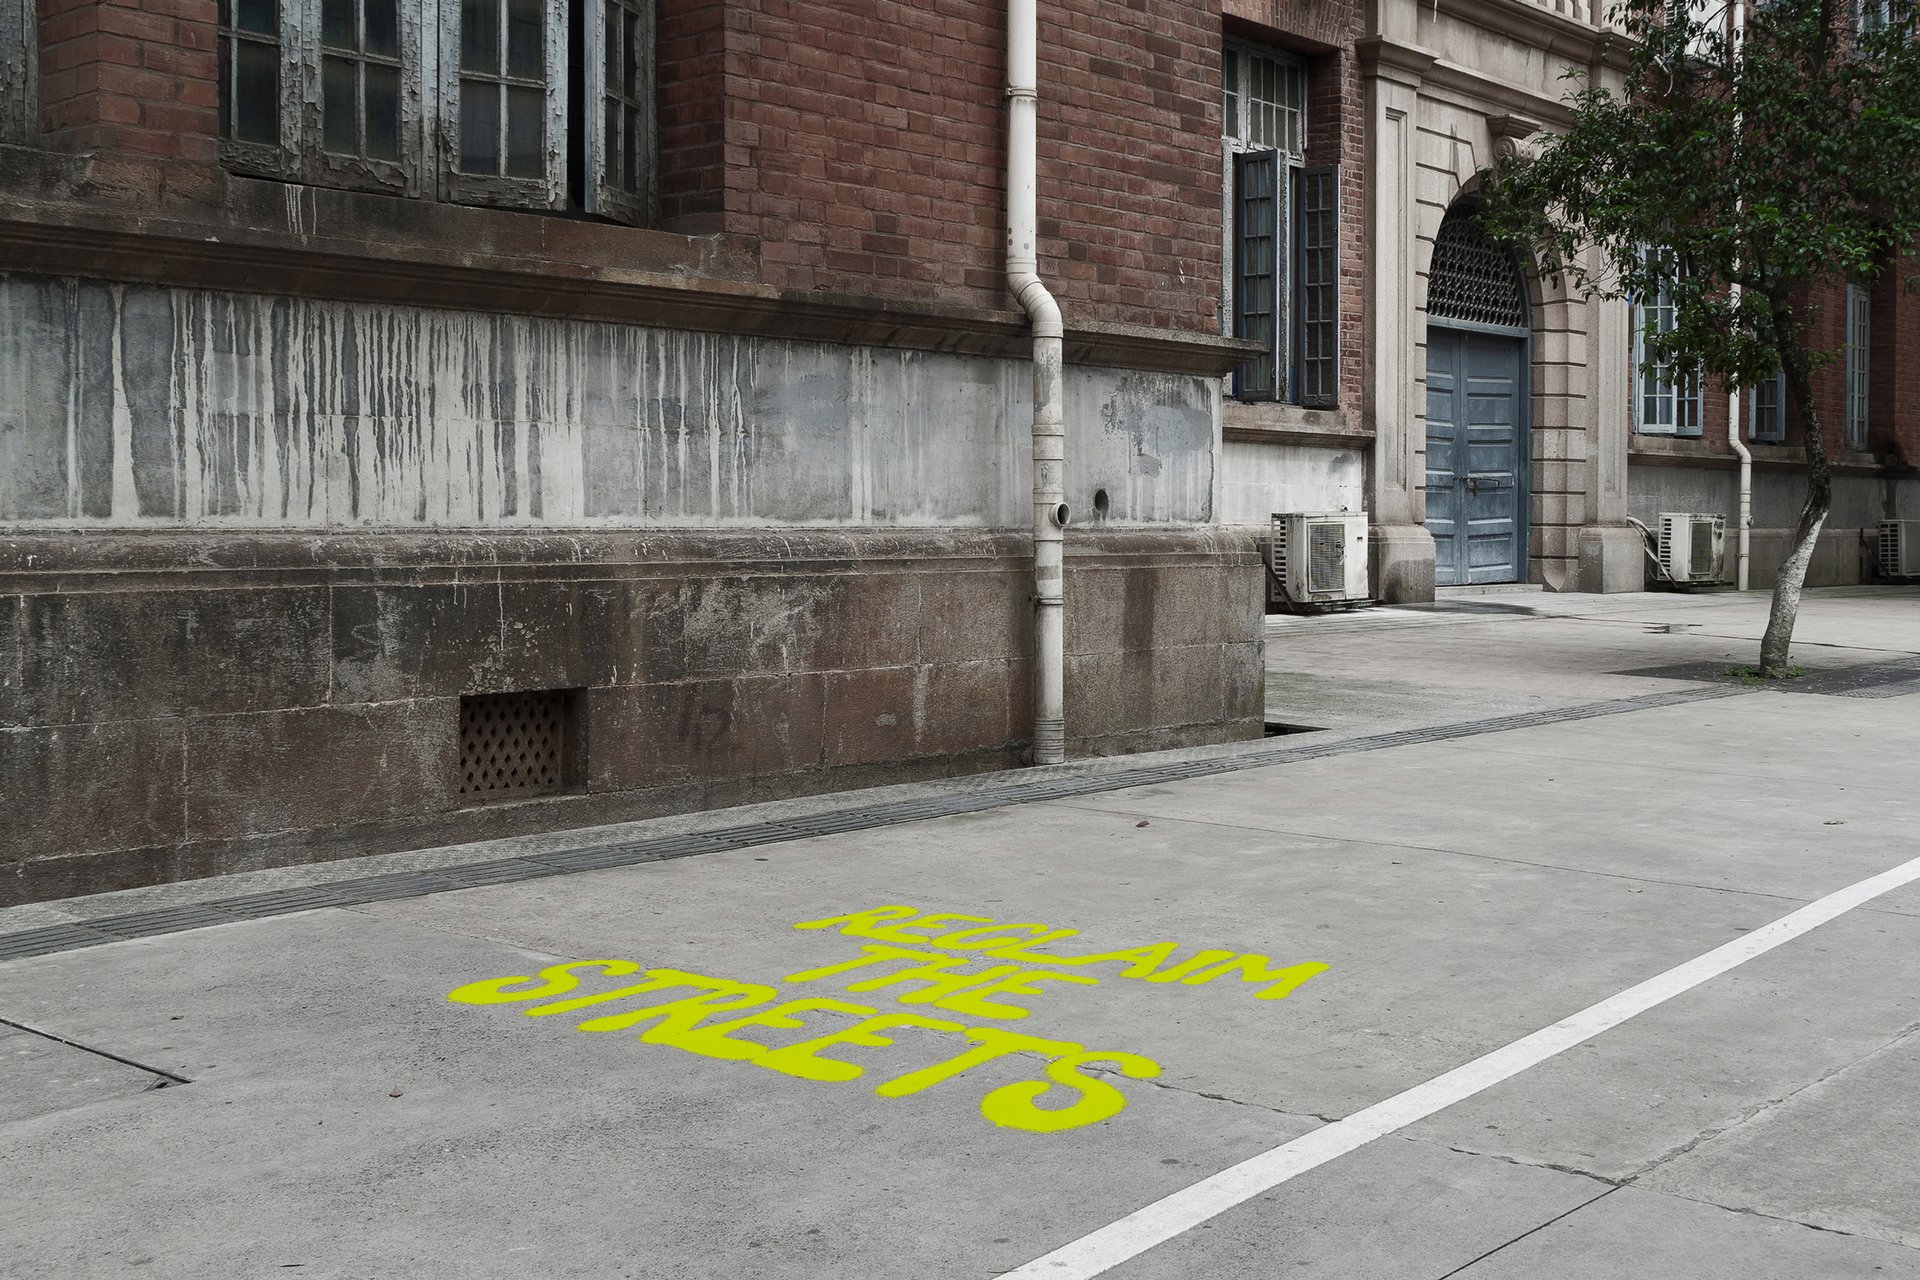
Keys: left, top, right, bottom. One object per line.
{"left": 1424, "top": 204, "right": 1532, "bottom": 585}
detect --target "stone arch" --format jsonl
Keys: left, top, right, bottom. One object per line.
{"left": 1415, "top": 174, "right": 1590, "bottom": 589}
{"left": 1419, "top": 189, "right": 1535, "bottom": 585}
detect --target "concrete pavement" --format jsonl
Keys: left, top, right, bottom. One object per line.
{"left": 3, "top": 586, "right": 1919, "bottom": 1279}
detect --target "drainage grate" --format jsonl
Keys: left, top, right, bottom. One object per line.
{"left": 460, "top": 691, "right": 574, "bottom": 800}
{"left": 0, "top": 924, "right": 121, "bottom": 960}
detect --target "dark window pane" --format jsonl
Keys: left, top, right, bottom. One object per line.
{"left": 461, "top": 81, "right": 501, "bottom": 173}
{"left": 603, "top": 104, "right": 618, "bottom": 186}
{"left": 234, "top": 39, "right": 280, "bottom": 143}
{"left": 1232, "top": 150, "right": 1280, "bottom": 400}
{"left": 463, "top": 0, "right": 500, "bottom": 73}
{"left": 624, "top": 103, "right": 641, "bottom": 191}
{"left": 321, "top": 0, "right": 354, "bottom": 49}
{"left": 365, "top": 62, "right": 399, "bottom": 159}
{"left": 603, "top": 2, "right": 619, "bottom": 88}
{"left": 236, "top": 0, "right": 276, "bottom": 35}
{"left": 364, "top": 0, "right": 397, "bottom": 57}
{"left": 623, "top": 8, "right": 640, "bottom": 95}
{"left": 506, "top": 86, "right": 543, "bottom": 176}
{"left": 507, "top": 0, "right": 543, "bottom": 78}
{"left": 322, "top": 55, "right": 356, "bottom": 152}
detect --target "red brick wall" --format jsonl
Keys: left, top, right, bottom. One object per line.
{"left": 29, "top": 0, "right": 1236, "bottom": 333}
{"left": 701, "top": 0, "right": 1224, "bottom": 329}
{"left": 1867, "top": 269, "right": 1920, "bottom": 465}
{"left": 1669, "top": 274, "right": 1920, "bottom": 465}
{"left": 37, "top": 0, "right": 217, "bottom": 161}
{"left": 656, "top": 0, "right": 729, "bottom": 232}
{"left": 1303, "top": 46, "right": 1364, "bottom": 413}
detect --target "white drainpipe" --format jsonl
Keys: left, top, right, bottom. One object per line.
{"left": 1730, "top": 374, "right": 1752, "bottom": 591}
{"left": 1007, "top": 0, "right": 1068, "bottom": 765}
{"left": 1729, "top": 0, "right": 1752, "bottom": 591}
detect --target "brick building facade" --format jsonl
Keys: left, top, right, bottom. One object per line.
{"left": 0, "top": 0, "right": 1275, "bottom": 903}
{"left": 5, "top": 0, "right": 1915, "bottom": 901}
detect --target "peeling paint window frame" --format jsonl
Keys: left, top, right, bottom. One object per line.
{"left": 2, "top": 0, "right": 35, "bottom": 143}
{"left": 215, "top": 0, "right": 656, "bottom": 224}
{"left": 1222, "top": 40, "right": 1309, "bottom": 405}
{"left": 440, "top": 0, "right": 568, "bottom": 209}
{"left": 221, "top": 0, "right": 427, "bottom": 194}
{"left": 582, "top": 0, "right": 656, "bottom": 226}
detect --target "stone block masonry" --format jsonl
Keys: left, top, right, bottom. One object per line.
{"left": 0, "top": 528, "right": 1265, "bottom": 904}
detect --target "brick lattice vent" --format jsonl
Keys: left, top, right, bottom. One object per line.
{"left": 459, "top": 691, "right": 569, "bottom": 798}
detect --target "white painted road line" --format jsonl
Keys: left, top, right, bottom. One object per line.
{"left": 998, "top": 850, "right": 1920, "bottom": 1279}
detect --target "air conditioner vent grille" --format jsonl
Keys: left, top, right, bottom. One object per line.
{"left": 1307, "top": 522, "right": 1345, "bottom": 595}
{"left": 1689, "top": 517, "right": 1717, "bottom": 578}
{"left": 1881, "top": 521, "right": 1920, "bottom": 577}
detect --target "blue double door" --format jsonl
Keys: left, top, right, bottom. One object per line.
{"left": 1425, "top": 327, "right": 1528, "bottom": 585}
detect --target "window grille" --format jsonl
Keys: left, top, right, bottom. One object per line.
{"left": 1224, "top": 46, "right": 1305, "bottom": 155}
{"left": 1426, "top": 208, "right": 1528, "bottom": 331}
{"left": 1294, "top": 165, "right": 1340, "bottom": 407}
{"left": 1232, "top": 150, "right": 1282, "bottom": 400}
{"left": 1846, "top": 283, "right": 1871, "bottom": 449}
{"left": 459, "top": 690, "right": 576, "bottom": 800}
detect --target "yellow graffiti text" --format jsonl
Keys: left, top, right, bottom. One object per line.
{"left": 447, "top": 963, "right": 1159, "bottom": 1134}
{"left": 792, "top": 906, "right": 1328, "bottom": 1003}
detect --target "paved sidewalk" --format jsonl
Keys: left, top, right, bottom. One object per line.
{"left": 4, "top": 587, "right": 1919, "bottom": 1279}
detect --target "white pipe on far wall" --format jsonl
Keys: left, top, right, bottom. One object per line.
{"left": 1007, "top": 0, "right": 1067, "bottom": 765}
{"left": 1730, "top": 0, "right": 1752, "bottom": 591}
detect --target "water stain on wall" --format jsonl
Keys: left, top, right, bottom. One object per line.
{"left": 0, "top": 274, "right": 1217, "bottom": 529}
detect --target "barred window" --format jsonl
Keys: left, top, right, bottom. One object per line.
{"left": 1845, "top": 282, "right": 1871, "bottom": 449}
{"left": 218, "top": 0, "right": 653, "bottom": 223}
{"left": 1223, "top": 42, "right": 1339, "bottom": 407}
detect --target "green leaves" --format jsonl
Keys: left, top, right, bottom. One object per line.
{"left": 1483, "top": 0, "right": 1920, "bottom": 391}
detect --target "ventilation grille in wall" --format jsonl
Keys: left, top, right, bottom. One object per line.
{"left": 1426, "top": 208, "right": 1529, "bottom": 331}
{"left": 459, "top": 691, "right": 573, "bottom": 799}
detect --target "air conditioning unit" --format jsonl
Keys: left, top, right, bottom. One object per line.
{"left": 1657, "top": 513, "right": 1728, "bottom": 584}
{"left": 1880, "top": 520, "right": 1920, "bottom": 578}
{"left": 1269, "top": 512, "right": 1370, "bottom": 605}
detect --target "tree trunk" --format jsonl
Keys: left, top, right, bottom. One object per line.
{"left": 1759, "top": 337, "right": 1833, "bottom": 676}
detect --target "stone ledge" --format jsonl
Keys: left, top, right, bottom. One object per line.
{"left": 0, "top": 526, "right": 1262, "bottom": 584}
{"left": 1223, "top": 400, "right": 1373, "bottom": 448}
{"left": 1628, "top": 439, "right": 1898, "bottom": 476}
{"left": 0, "top": 154, "right": 1259, "bottom": 376}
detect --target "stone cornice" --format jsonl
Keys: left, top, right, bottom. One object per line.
{"left": 1430, "top": 0, "right": 1613, "bottom": 64}
{"left": 0, "top": 160, "right": 1259, "bottom": 378}
{"left": 1355, "top": 36, "right": 1440, "bottom": 86}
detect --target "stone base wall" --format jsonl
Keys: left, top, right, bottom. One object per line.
{"left": 0, "top": 527, "right": 1265, "bottom": 904}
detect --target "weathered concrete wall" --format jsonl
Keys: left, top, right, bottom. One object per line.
{"left": 0, "top": 273, "right": 1216, "bottom": 530}
{"left": 1218, "top": 440, "right": 1367, "bottom": 526}
{"left": 0, "top": 528, "right": 1264, "bottom": 903}
{"left": 1628, "top": 464, "right": 1920, "bottom": 586}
